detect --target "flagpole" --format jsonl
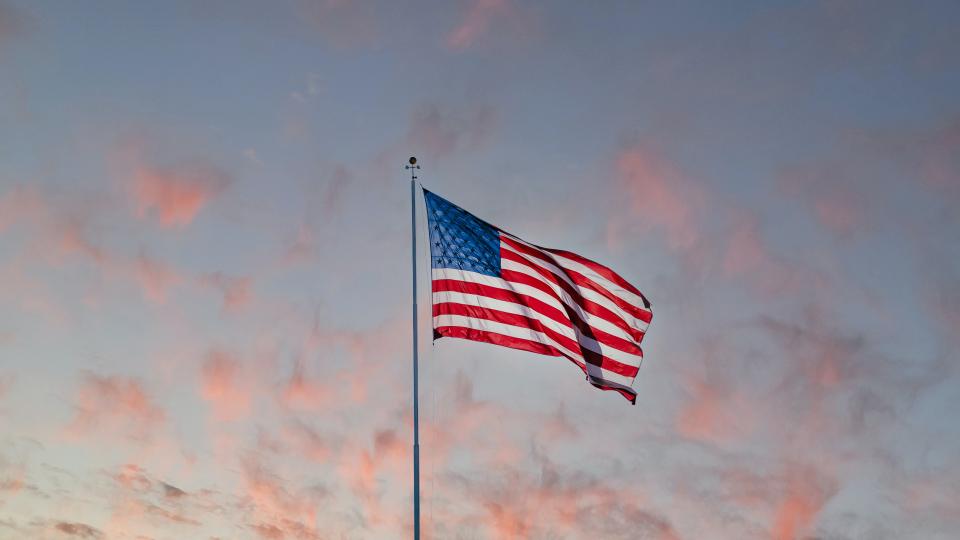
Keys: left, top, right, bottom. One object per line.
{"left": 405, "top": 156, "right": 421, "bottom": 540}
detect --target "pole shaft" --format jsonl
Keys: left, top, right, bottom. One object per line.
{"left": 410, "top": 170, "right": 421, "bottom": 540}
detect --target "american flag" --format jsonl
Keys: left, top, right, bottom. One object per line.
{"left": 424, "top": 189, "right": 652, "bottom": 403}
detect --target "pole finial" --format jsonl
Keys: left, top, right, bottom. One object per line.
{"left": 406, "top": 157, "right": 420, "bottom": 181}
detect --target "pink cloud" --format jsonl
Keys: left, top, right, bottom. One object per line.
{"left": 456, "top": 459, "right": 675, "bottom": 540}
{"left": 919, "top": 116, "right": 960, "bottom": 196}
{"left": 406, "top": 104, "right": 498, "bottom": 158}
{"left": 134, "top": 253, "right": 181, "bottom": 304}
{"left": 113, "top": 464, "right": 152, "bottom": 492}
{"left": 68, "top": 374, "right": 166, "bottom": 442}
{"left": 812, "top": 195, "right": 862, "bottom": 237}
{"left": 0, "top": 185, "right": 44, "bottom": 234}
{"left": 447, "top": 0, "right": 510, "bottom": 50}
{"left": 241, "top": 458, "right": 323, "bottom": 538}
{"left": 676, "top": 374, "right": 752, "bottom": 444}
{"left": 0, "top": 1, "right": 26, "bottom": 53}
{"left": 721, "top": 214, "right": 816, "bottom": 296}
{"left": 769, "top": 465, "right": 836, "bottom": 540}
{"left": 198, "top": 272, "right": 253, "bottom": 313}
{"left": 130, "top": 161, "right": 231, "bottom": 228}
{"left": 615, "top": 146, "right": 706, "bottom": 252}
{"left": 200, "top": 350, "right": 250, "bottom": 421}
{"left": 279, "top": 360, "right": 333, "bottom": 412}
{"left": 779, "top": 162, "right": 868, "bottom": 238}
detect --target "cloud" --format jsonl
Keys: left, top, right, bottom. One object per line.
{"left": 162, "top": 482, "right": 187, "bottom": 499}
{"left": 279, "top": 360, "right": 333, "bottom": 412}
{"left": 135, "top": 253, "right": 182, "bottom": 304}
{"left": 406, "top": 103, "right": 498, "bottom": 159}
{"left": 68, "top": 373, "right": 166, "bottom": 442}
{"left": 198, "top": 272, "right": 253, "bottom": 313}
{"left": 0, "top": 373, "right": 13, "bottom": 400}
{"left": 200, "top": 349, "right": 251, "bottom": 421}
{"left": 299, "top": 0, "right": 379, "bottom": 48}
{"left": 613, "top": 145, "right": 706, "bottom": 252}
{"left": 54, "top": 521, "right": 103, "bottom": 538}
{"left": 915, "top": 116, "right": 960, "bottom": 197}
{"left": 676, "top": 370, "right": 753, "bottom": 444}
{"left": 0, "top": 184, "right": 45, "bottom": 234}
{"left": 130, "top": 161, "right": 231, "bottom": 228}
{"left": 443, "top": 456, "right": 677, "bottom": 540}
{"left": 0, "top": 1, "right": 26, "bottom": 53}
{"left": 721, "top": 214, "right": 814, "bottom": 295}
{"left": 447, "top": 0, "right": 512, "bottom": 50}
{"left": 780, "top": 162, "right": 869, "bottom": 239}
{"left": 769, "top": 464, "right": 838, "bottom": 540}
{"left": 241, "top": 457, "right": 324, "bottom": 538}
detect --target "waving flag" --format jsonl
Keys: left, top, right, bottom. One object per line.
{"left": 424, "top": 189, "right": 652, "bottom": 403}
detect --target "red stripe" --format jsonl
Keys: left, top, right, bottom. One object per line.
{"left": 586, "top": 377, "right": 638, "bottom": 404}
{"left": 561, "top": 267, "right": 652, "bottom": 324}
{"left": 434, "top": 302, "right": 640, "bottom": 377}
{"left": 501, "top": 236, "right": 652, "bottom": 324}
{"left": 500, "top": 255, "right": 648, "bottom": 344}
{"left": 434, "top": 278, "right": 645, "bottom": 357}
{"left": 433, "top": 279, "right": 572, "bottom": 331}
{"left": 434, "top": 325, "right": 637, "bottom": 403}
{"left": 545, "top": 247, "right": 650, "bottom": 307}
{"left": 435, "top": 325, "right": 566, "bottom": 360}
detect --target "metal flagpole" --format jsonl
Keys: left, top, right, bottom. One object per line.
{"left": 405, "top": 156, "right": 421, "bottom": 540}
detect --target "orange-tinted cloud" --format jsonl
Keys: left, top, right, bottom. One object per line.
{"left": 134, "top": 253, "right": 181, "bottom": 304}
{"left": 198, "top": 272, "right": 253, "bottom": 313}
{"left": 780, "top": 162, "right": 868, "bottom": 238}
{"left": 279, "top": 360, "right": 332, "bottom": 412}
{"left": 676, "top": 375, "right": 752, "bottom": 444}
{"left": 447, "top": 0, "right": 510, "bottom": 50}
{"left": 68, "top": 374, "right": 166, "bottom": 442}
{"left": 769, "top": 465, "right": 836, "bottom": 540}
{"left": 615, "top": 146, "right": 706, "bottom": 252}
{"left": 721, "top": 214, "right": 817, "bottom": 296}
{"left": 455, "top": 458, "right": 676, "bottom": 540}
{"left": 200, "top": 349, "right": 250, "bottom": 421}
{"left": 241, "top": 458, "right": 323, "bottom": 538}
{"left": 131, "top": 161, "right": 231, "bottom": 228}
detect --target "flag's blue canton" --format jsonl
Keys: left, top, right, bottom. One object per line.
{"left": 424, "top": 189, "right": 501, "bottom": 277}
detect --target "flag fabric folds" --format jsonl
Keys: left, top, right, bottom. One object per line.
{"left": 424, "top": 189, "right": 652, "bottom": 403}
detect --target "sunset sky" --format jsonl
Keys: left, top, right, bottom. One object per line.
{"left": 2, "top": 1, "right": 960, "bottom": 539}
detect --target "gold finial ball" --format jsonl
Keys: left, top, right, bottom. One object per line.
{"left": 409, "top": 156, "right": 417, "bottom": 165}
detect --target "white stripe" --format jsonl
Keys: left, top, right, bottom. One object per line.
{"left": 433, "top": 267, "right": 641, "bottom": 347}
{"left": 433, "top": 314, "right": 635, "bottom": 386}
{"left": 501, "top": 237, "right": 652, "bottom": 329}
{"left": 505, "top": 232, "right": 649, "bottom": 310}
{"left": 501, "top": 243, "right": 650, "bottom": 334}
{"left": 547, "top": 250, "right": 650, "bottom": 314}
{"left": 433, "top": 290, "right": 578, "bottom": 342}
{"left": 501, "top": 256, "right": 649, "bottom": 337}
{"left": 433, "top": 290, "right": 643, "bottom": 367}
{"left": 432, "top": 268, "right": 568, "bottom": 317}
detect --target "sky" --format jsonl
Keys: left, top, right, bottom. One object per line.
{"left": 1, "top": 1, "right": 959, "bottom": 538}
